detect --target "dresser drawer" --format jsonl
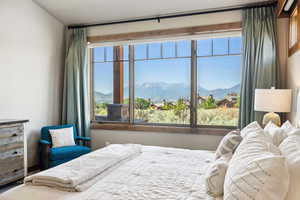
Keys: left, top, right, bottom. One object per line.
{"left": 0, "top": 169, "right": 24, "bottom": 186}
{"left": 0, "top": 141, "right": 23, "bottom": 153}
{"left": 0, "top": 124, "right": 23, "bottom": 139}
{"left": 0, "top": 155, "right": 24, "bottom": 175}
{"left": 0, "top": 135, "right": 23, "bottom": 146}
{"left": 0, "top": 148, "right": 23, "bottom": 160}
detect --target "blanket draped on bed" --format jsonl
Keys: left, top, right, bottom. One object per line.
{"left": 24, "top": 144, "right": 141, "bottom": 192}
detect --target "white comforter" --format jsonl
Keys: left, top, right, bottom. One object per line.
{"left": 24, "top": 144, "right": 141, "bottom": 192}
{"left": 1, "top": 145, "right": 220, "bottom": 200}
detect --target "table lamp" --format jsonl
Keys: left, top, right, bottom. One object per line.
{"left": 254, "top": 87, "right": 292, "bottom": 126}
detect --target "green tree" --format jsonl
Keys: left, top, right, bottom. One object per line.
{"left": 162, "top": 102, "right": 174, "bottom": 110}
{"left": 135, "top": 98, "right": 150, "bottom": 110}
{"left": 199, "top": 95, "right": 217, "bottom": 109}
{"left": 235, "top": 96, "right": 240, "bottom": 108}
{"left": 173, "top": 98, "right": 189, "bottom": 123}
{"left": 124, "top": 98, "right": 130, "bottom": 105}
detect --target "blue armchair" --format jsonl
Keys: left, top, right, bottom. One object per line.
{"left": 39, "top": 124, "right": 91, "bottom": 169}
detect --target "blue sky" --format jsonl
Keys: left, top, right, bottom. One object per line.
{"left": 93, "top": 37, "right": 242, "bottom": 94}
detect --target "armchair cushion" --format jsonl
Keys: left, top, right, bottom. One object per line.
{"left": 50, "top": 145, "right": 91, "bottom": 161}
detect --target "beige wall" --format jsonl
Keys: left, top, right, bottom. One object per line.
{"left": 287, "top": 50, "right": 300, "bottom": 125}
{"left": 285, "top": 15, "right": 300, "bottom": 126}
{"left": 0, "top": 0, "right": 65, "bottom": 167}
{"left": 88, "top": 10, "right": 241, "bottom": 37}
{"left": 277, "top": 18, "right": 289, "bottom": 89}
{"left": 91, "top": 130, "right": 223, "bottom": 151}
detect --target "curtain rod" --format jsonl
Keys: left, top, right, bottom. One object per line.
{"left": 68, "top": 1, "right": 277, "bottom": 29}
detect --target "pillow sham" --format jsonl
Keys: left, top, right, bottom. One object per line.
{"left": 281, "top": 120, "right": 294, "bottom": 134}
{"left": 224, "top": 130, "right": 289, "bottom": 200}
{"left": 279, "top": 133, "right": 300, "bottom": 200}
{"left": 205, "top": 153, "right": 232, "bottom": 197}
{"left": 215, "top": 130, "right": 242, "bottom": 160}
{"left": 240, "top": 121, "right": 262, "bottom": 138}
{"left": 264, "top": 122, "right": 288, "bottom": 146}
{"left": 49, "top": 127, "right": 75, "bottom": 148}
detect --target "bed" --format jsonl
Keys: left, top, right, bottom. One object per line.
{"left": 0, "top": 145, "right": 222, "bottom": 200}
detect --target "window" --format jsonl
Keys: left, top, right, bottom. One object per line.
{"left": 92, "top": 46, "right": 129, "bottom": 122}
{"left": 91, "top": 35, "right": 242, "bottom": 128}
{"left": 134, "top": 41, "right": 191, "bottom": 125}
{"left": 289, "top": 5, "right": 300, "bottom": 56}
{"left": 197, "top": 37, "right": 241, "bottom": 126}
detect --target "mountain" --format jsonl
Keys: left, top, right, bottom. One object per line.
{"left": 94, "top": 91, "right": 112, "bottom": 103}
{"left": 95, "top": 82, "right": 240, "bottom": 103}
{"left": 198, "top": 84, "right": 240, "bottom": 99}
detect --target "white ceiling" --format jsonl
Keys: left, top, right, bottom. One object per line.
{"left": 33, "top": 0, "right": 271, "bottom": 25}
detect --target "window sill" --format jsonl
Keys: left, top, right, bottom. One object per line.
{"left": 91, "top": 122, "right": 235, "bottom": 136}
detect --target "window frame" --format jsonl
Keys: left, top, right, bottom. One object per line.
{"left": 89, "top": 24, "right": 242, "bottom": 133}
{"left": 289, "top": 4, "right": 300, "bottom": 56}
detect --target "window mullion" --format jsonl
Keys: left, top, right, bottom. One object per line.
{"left": 129, "top": 45, "right": 135, "bottom": 124}
{"left": 190, "top": 40, "right": 197, "bottom": 128}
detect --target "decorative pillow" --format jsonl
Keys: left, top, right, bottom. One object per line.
{"left": 205, "top": 153, "right": 232, "bottom": 197}
{"left": 215, "top": 130, "right": 242, "bottom": 159}
{"left": 281, "top": 120, "right": 295, "bottom": 135}
{"left": 240, "top": 121, "right": 262, "bottom": 138}
{"left": 264, "top": 121, "right": 296, "bottom": 146}
{"left": 279, "top": 133, "right": 300, "bottom": 200}
{"left": 264, "top": 122, "right": 288, "bottom": 146}
{"left": 223, "top": 130, "right": 289, "bottom": 200}
{"left": 49, "top": 127, "right": 76, "bottom": 148}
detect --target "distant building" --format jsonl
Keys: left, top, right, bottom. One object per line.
{"left": 227, "top": 93, "right": 238, "bottom": 102}
{"left": 198, "top": 96, "right": 207, "bottom": 104}
{"left": 217, "top": 99, "right": 235, "bottom": 108}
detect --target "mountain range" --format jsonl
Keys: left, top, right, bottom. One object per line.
{"left": 95, "top": 82, "right": 240, "bottom": 103}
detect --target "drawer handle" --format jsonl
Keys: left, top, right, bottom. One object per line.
{"left": 11, "top": 133, "right": 17, "bottom": 137}
{"left": 13, "top": 151, "right": 18, "bottom": 155}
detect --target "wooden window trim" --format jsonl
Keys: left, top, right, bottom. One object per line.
{"left": 91, "top": 123, "right": 234, "bottom": 136}
{"left": 277, "top": 0, "right": 289, "bottom": 17}
{"left": 88, "top": 22, "right": 241, "bottom": 43}
{"left": 289, "top": 3, "right": 300, "bottom": 56}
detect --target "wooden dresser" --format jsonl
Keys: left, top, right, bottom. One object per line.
{"left": 0, "top": 119, "right": 28, "bottom": 186}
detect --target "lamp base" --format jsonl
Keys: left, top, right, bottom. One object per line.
{"left": 262, "top": 112, "right": 281, "bottom": 127}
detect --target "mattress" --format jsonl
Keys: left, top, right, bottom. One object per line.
{"left": 0, "top": 145, "right": 222, "bottom": 200}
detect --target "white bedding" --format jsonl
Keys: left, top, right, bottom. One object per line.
{"left": 24, "top": 144, "right": 141, "bottom": 192}
{"left": 1, "top": 145, "right": 221, "bottom": 200}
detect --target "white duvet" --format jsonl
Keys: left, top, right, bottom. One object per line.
{"left": 24, "top": 144, "right": 141, "bottom": 192}
{"left": 1, "top": 145, "right": 221, "bottom": 200}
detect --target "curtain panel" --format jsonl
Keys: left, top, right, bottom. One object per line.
{"left": 62, "top": 28, "right": 90, "bottom": 137}
{"left": 239, "top": 6, "right": 281, "bottom": 128}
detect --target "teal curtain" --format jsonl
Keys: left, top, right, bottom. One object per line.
{"left": 62, "top": 28, "right": 90, "bottom": 137}
{"left": 239, "top": 6, "right": 281, "bottom": 128}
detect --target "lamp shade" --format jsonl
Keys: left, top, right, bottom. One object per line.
{"left": 254, "top": 88, "right": 292, "bottom": 113}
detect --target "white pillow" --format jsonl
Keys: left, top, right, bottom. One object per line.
{"left": 279, "top": 134, "right": 300, "bottom": 200}
{"left": 49, "top": 127, "right": 76, "bottom": 148}
{"left": 281, "top": 120, "right": 295, "bottom": 135}
{"left": 215, "top": 130, "right": 242, "bottom": 160}
{"left": 224, "top": 130, "right": 289, "bottom": 200}
{"left": 205, "top": 153, "right": 232, "bottom": 197}
{"left": 240, "top": 121, "right": 262, "bottom": 138}
{"left": 264, "top": 122, "right": 288, "bottom": 146}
